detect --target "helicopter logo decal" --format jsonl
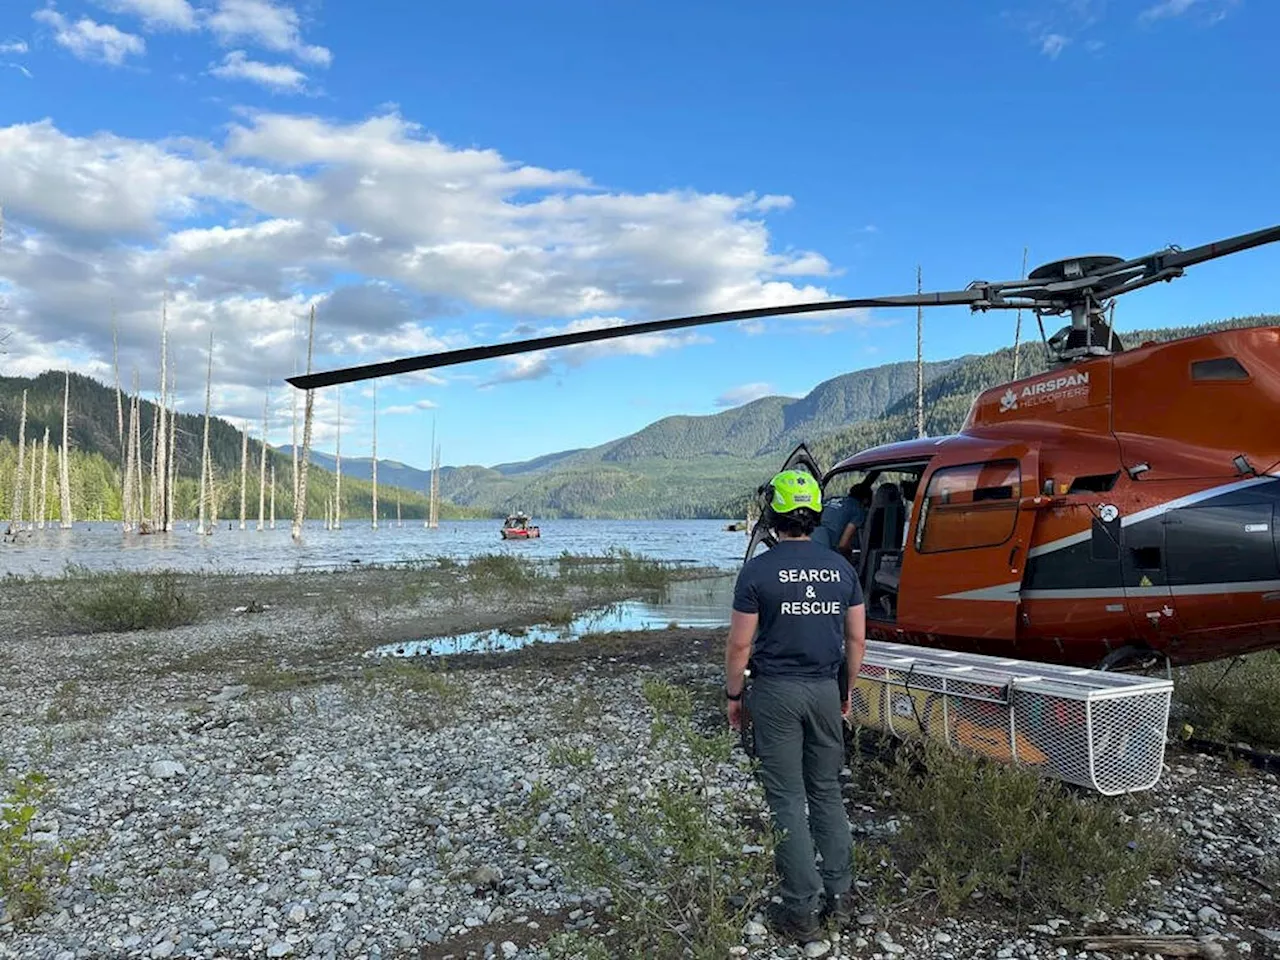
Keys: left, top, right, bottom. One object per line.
{"left": 999, "top": 371, "right": 1091, "bottom": 413}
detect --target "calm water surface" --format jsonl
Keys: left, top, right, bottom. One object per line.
{"left": 372, "top": 574, "right": 738, "bottom": 657}
{"left": 0, "top": 519, "right": 752, "bottom": 578}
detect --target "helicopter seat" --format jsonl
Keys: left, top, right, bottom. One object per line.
{"left": 860, "top": 483, "right": 904, "bottom": 616}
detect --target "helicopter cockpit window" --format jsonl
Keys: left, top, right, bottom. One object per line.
{"left": 1191, "top": 357, "right": 1249, "bottom": 381}
{"left": 917, "top": 459, "right": 1021, "bottom": 554}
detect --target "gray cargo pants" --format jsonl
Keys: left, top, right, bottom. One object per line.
{"left": 747, "top": 673, "right": 853, "bottom": 915}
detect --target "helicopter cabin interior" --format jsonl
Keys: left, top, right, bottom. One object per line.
{"left": 822, "top": 457, "right": 1023, "bottom": 623}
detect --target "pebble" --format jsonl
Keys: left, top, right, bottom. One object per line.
{"left": 803, "top": 941, "right": 830, "bottom": 958}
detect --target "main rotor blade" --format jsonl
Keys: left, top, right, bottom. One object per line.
{"left": 286, "top": 289, "right": 984, "bottom": 389}
{"left": 1151, "top": 223, "right": 1280, "bottom": 273}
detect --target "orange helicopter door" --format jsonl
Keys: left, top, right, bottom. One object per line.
{"left": 898, "top": 449, "right": 1045, "bottom": 650}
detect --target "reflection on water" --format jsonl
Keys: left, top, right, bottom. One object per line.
{"left": 371, "top": 574, "right": 737, "bottom": 657}
{"left": 0, "top": 519, "right": 751, "bottom": 578}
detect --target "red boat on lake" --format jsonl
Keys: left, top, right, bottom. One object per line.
{"left": 500, "top": 512, "right": 540, "bottom": 539}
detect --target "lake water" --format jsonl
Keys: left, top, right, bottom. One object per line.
{"left": 0, "top": 518, "right": 753, "bottom": 578}
{"left": 371, "top": 573, "right": 738, "bottom": 658}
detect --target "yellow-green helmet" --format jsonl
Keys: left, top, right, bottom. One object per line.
{"left": 768, "top": 469, "right": 819, "bottom": 514}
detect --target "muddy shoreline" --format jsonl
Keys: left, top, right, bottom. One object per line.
{"left": 1, "top": 565, "right": 1277, "bottom": 960}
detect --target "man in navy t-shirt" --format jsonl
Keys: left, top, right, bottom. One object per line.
{"left": 724, "top": 469, "right": 867, "bottom": 941}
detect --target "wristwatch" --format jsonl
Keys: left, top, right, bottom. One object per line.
{"left": 725, "top": 687, "right": 743, "bottom": 701}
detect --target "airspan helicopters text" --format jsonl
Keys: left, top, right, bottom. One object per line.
{"left": 999, "top": 371, "right": 1090, "bottom": 413}
{"left": 779, "top": 567, "right": 844, "bottom": 615}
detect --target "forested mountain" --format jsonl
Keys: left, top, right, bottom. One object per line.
{"left": 0, "top": 371, "right": 483, "bottom": 522}
{"left": 5, "top": 314, "right": 1275, "bottom": 521}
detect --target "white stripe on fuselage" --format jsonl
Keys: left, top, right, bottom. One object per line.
{"left": 1026, "top": 473, "right": 1280, "bottom": 560}
{"left": 942, "top": 579, "right": 1280, "bottom": 603}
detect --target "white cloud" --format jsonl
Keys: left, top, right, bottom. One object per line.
{"left": 206, "top": 0, "right": 331, "bottom": 66}
{"left": 210, "top": 50, "right": 306, "bottom": 91}
{"left": 384, "top": 399, "right": 439, "bottom": 415}
{"left": 714, "top": 382, "right": 776, "bottom": 408}
{"left": 0, "top": 108, "right": 836, "bottom": 422}
{"left": 1138, "top": 0, "right": 1237, "bottom": 23}
{"left": 0, "top": 40, "right": 29, "bottom": 54}
{"left": 1139, "top": 0, "right": 1198, "bottom": 21}
{"left": 96, "top": 0, "right": 197, "bottom": 31}
{"left": 1040, "top": 33, "right": 1069, "bottom": 57}
{"left": 32, "top": 8, "right": 145, "bottom": 66}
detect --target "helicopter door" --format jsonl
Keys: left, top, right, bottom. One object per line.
{"left": 897, "top": 450, "right": 1045, "bottom": 648}
{"left": 744, "top": 443, "right": 825, "bottom": 562}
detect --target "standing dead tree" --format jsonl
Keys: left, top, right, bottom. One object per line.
{"left": 59, "top": 370, "right": 72, "bottom": 529}
{"left": 197, "top": 333, "right": 214, "bottom": 536}
{"left": 293, "top": 304, "right": 317, "bottom": 542}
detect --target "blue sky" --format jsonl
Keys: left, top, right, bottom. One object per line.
{"left": 1, "top": 0, "right": 1277, "bottom": 472}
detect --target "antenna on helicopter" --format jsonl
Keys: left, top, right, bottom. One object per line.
{"left": 288, "top": 224, "right": 1280, "bottom": 391}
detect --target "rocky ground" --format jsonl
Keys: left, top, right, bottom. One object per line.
{"left": 0, "top": 567, "right": 1278, "bottom": 960}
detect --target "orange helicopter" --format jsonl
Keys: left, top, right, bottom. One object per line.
{"left": 290, "top": 224, "right": 1280, "bottom": 673}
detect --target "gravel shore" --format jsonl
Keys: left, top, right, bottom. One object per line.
{"left": 1, "top": 568, "right": 1278, "bottom": 960}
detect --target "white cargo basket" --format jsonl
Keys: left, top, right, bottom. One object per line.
{"left": 848, "top": 641, "right": 1173, "bottom": 795}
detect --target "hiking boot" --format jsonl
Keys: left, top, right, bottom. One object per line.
{"left": 822, "top": 890, "right": 857, "bottom": 927}
{"left": 765, "top": 901, "right": 822, "bottom": 942}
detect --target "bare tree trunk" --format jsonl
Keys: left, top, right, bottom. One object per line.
{"left": 39, "top": 428, "right": 49, "bottom": 529}
{"left": 239, "top": 421, "right": 249, "bottom": 530}
{"left": 198, "top": 333, "right": 213, "bottom": 536}
{"left": 149, "top": 405, "right": 160, "bottom": 524}
{"left": 123, "top": 389, "right": 137, "bottom": 531}
{"left": 59, "top": 371, "right": 72, "bottom": 529}
{"left": 27, "top": 437, "right": 36, "bottom": 527}
{"left": 258, "top": 385, "right": 269, "bottom": 531}
{"left": 12, "top": 390, "right": 26, "bottom": 527}
{"left": 334, "top": 386, "right": 342, "bottom": 530}
{"left": 156, "top": 295, "right": 169, "bottom": 532}
{"left": 270, "top": 462, "right": 276, "bottom": 529}
{"left": 293, "top": 304, "right": 317, "bottom": 542}
{"left": 167, "top": 369, "right": 177, "bottom": 530}
{"left": 371, "top": 381, "right": 378, "bottom": 530}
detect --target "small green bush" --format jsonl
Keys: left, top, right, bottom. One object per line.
{"left": 1174, "top": 651, "right": 1280, "bottom": 750}
{"left": 1, "top": 772, "right": 81, "bottom": 922}
{"left": 47, "top": 567, "right": 197, "bottom": 633}
{"left": 870, "top": 739, "right": 1177, "bottom": 916}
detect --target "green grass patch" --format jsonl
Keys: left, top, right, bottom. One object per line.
{"left": 43, "top": 566, "right": 198, "bottom": 633}
{"left": 852, "top": 737, "right": 1177, "bottom": 918}
{"left": 1173, "top": 651, "right": 1280, "bottom": 750}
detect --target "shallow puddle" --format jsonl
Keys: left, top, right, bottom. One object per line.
{"left": 371, "top": 574, "right": 735, "bottom": 657}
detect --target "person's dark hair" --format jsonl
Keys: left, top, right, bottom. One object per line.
{"left": 771, "top": 507, "right": 820, "bottom": 537}
{"left": 850, "top": 480, "right": 873, "bottom": 505}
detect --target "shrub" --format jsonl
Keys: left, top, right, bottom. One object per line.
{"left": 1173, "top": 651, "right": 1280, "bottom": 750}
{"left": 0, "top": 772, "right": 82, "bottom": 922}
{"left": 47, "top": 567, "right": 197, "bottom": 633}
{"left": 863, "top": 738, "right": 1177, "bottom": 916}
